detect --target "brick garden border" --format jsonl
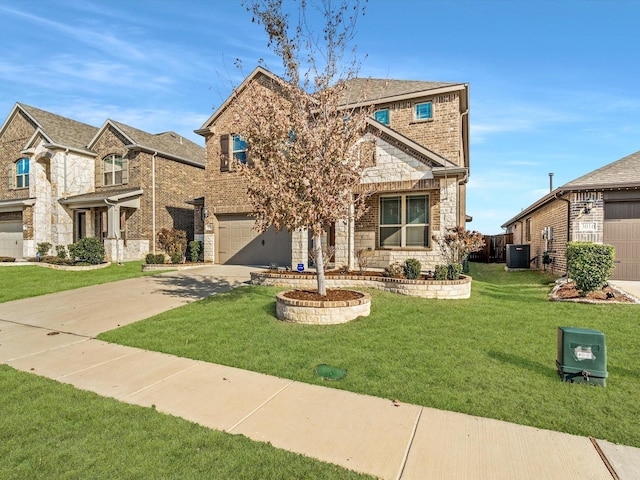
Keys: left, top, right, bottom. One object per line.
{"left": 276, "top": 290, "right": 371, "bottom": 324}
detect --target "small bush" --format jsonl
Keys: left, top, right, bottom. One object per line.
{"left": 188, "top": 241, "right": 202, "bottom": 263}
{"left": 0, "top": 256, "right": 16, "bottom": 262}
{"left": 447, "top": 263, "right": 463, "bottom": 280}
{"left": 403, "top": 258, "right": 422, "bottom": 279}
{"left": 383, "top": 262, "right": 404, "bottom": 278}
{"left": 434, "top": 265, "right": 448, "bottom": 280}
{"left": 157, "top": 228, "right": 187, "bottom": 257}
{"left": 434, "top": 263, "right": 463, "bottom": 280}
{"left": 56, "top": 245, "right": 68, "bottom": 260}
{"left": 566, "top": 241, "right": 615, "bottom": 296}
{"left": 68, "top": 237, "right": 105, "bottom": 265}
{"left": 37, "top": 242, "right": 52, "bottom": 256}
{"left": 144, "top": 253, "right": 167, "bottom": 264}
{"left": 170, "top": 252, "right": 182, "bottom": 264}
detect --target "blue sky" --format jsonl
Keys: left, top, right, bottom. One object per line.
{"left": 1, "top": 0, "right": 639, "bottom": 234}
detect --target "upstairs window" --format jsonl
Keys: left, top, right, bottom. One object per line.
{"left": 374, "top": 109, "right": 390, "bottom": 125}
{"left": 415, "top": 102, "right": 433, "bottom": 121}
{"left": 232, "top": 134, "right": 247, "bottom": 164}
{"left": 103, "top": 154, "right": 126, "bottom": 186}
{"left": 15, "top": 158, "right": 29, "bottom": 188}
{"left": 220, "top": 134, "right": 250, "bottom": 171}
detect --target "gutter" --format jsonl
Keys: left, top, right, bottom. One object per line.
{"left": 124, "top": 145, "right": 205, "bottom": 168}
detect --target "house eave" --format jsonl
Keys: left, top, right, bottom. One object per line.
{"left": 0, "top": 198, "right": 36, "bottom": 213}
{"left": 124, "top": 145, "right": 205, "bottom": 168}
{"left": 42, "top": 142, "right": 97, "bottom": 157}
{"left": 341, "top": 83, "right": 468, "bottom": 109}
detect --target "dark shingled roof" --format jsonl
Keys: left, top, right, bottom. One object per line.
{"left": 19, "top": 103, "right": 98, "bottom": 151}
{"left": 341, "top": 78, "right": 464, "bottom": 105}
{"left": 562, "top": 150, "right": 640, "bottom": 188}
{"left": 110, "top": 120, "right": 205, "bottom": 165}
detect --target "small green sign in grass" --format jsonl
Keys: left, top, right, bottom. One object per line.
{"left": 315, "top": 364, "right": 347, "bottom": 381}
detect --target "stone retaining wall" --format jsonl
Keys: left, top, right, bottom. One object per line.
{"left": 276, "top": 291, "right": 371, "bottom": 324}
{"left": 252, "top": 272, "right": 472, "bottom": 299}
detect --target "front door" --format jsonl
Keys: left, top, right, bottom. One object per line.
{"left": 75, "top": 212, "right": 86, "bottom": 242}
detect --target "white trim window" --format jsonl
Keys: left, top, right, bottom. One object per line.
{"left": 103, "top": 154, "right": 123, "bottom": 185}
{"left": 15, "top": 158, "right": 29, "bottom": 188}
{"left": 379, "top": 194, "right": 430, "bottom": 248}
{"left": 374, "top": 108, "right": 390, "bottom": 125}
{"left": 414, "top": 101, "right": 433, "bottom": 121}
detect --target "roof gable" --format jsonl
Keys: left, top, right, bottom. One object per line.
{"left": 16, "top": 103, "right": 98, "bottom": 152}
{"left": 90, "top": 119, "right": 205, "bottom": 166}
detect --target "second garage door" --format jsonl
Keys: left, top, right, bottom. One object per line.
{"left": 218, "top": 215, "right": 292, "bottom": 266}
{"left": 604, "top": 200, "right": 640, "bottom": 280}
{"left": 0, "top": 221, "right": 24, "bottom": 258}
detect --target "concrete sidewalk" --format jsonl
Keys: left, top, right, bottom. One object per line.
{"left": 1, "top": 265, "right": 639, "bottom": 479}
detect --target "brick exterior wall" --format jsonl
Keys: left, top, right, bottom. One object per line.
{"left": 0, "top": 110, "right": 37, "bottom": 201}
{"left": 91, "top": 127, "right": 203, "bottom": 251}
{"left": 507, "top": 197, "right": 570, "bottom": 274}
{"left": 200, "top": 72, "right": 467, "bottom": 267}
{"left": 375, "top": 92, "right": 463, "bottom": 166}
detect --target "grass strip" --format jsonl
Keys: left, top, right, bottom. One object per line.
{"left": 0, "top": 365, "right": 371, "bottom": 479}
{"left": 99, "top": 263, "right": 640, "bottom": 447}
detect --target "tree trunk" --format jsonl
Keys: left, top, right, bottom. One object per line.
{"left": 313, "top": 234, "right": 327, "bottom": 296}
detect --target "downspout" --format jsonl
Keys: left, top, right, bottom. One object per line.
{"left": 104, "top": 198, "right": 121, "bottom": 265}
{"left": 152, "top": 152, "right": 157, "bottom": 255}
{"left": 460, "top": 108, "right": 469, "bottom": 167}
{"left": 63, "top": 148, "right": 69, "bottom": 199}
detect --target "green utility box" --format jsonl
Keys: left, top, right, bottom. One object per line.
{"left": 556, "top": 327, "right": 607, "bottom": 386}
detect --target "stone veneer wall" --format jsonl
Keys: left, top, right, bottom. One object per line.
{"left": 252, "top": 272, "right": 472, "bottom": 299}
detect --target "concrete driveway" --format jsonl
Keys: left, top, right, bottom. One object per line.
{"left": 0, "top": 264, "right": 256, "bottom": 337}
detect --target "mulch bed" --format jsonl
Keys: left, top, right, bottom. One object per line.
{"left": 550, "top": 282, "right": 637, "bottom": 304}
{"left": 282, "top": 289, "right": 364, "bottom": 301}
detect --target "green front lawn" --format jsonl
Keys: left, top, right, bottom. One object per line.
{"left": 99, "top": 263, "right": 640, "bottom": 447}
{"left": 0, "top": 261, "right": 160, "bottom": 303}
{"left": 0, "top": 365, "right": 370, "bottom": 479}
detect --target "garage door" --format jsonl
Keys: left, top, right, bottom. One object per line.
{"left": 0, "top": 222, "right": 23, "bottom": 258}
{"left": 604, "top": 201, "right": 640, "bottom": 280}
{"left": 218, "top": 215, "right": 292, "bottom": 266}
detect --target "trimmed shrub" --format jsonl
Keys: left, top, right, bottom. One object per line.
{"left": 188, "top": 240, "right": 202, "bottom": 263}
{"left": 37, "top": 242, "right": 52, "bottom": 256}
{"left": 0, "top": 256, "right": 16, "bottom": 262}
{"left": 403, "top": 258, "right": 422, "bottom": 279}
{"left": 68, "top": 237, "right": 105, "bottom": 265}
{"left": 434, "top": 265, "right": 448, "bottom": 280}
{"left": 56, "top": 245, "right": 68, "bottom": 260}
{"left": 447, "top": 263, "right": 463, "bottom": 280}
{"left": 170, "top": 252, "right": 182, "bottom": 264}
{"left": 566, "top": 241, "right": 615, "bottom": 296}
{"left": 145, "top": 253, "right": 167, "bottom": 264}
{"left": 434, "top": 263, "right": 463, "bottom": 280}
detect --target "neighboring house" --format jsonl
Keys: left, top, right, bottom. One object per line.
{"left": 501, "top": 151, "right": 640, "bottom": 280}
{"left": 0, "top": 103, "right": 205, "bottom": 261}
{"left": 195, "top": 67, "right": 470, "bottom": 270}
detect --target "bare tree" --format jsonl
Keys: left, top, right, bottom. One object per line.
{"left": 231, "top": 0, "right": 371, "bottom": 296}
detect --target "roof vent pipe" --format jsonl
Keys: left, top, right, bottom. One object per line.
{"left": 549, "top": 172, "right": 554, "bottom": 192}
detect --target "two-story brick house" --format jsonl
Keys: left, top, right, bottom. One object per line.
{"left": 501, "top": 151, "right": 640, "bottom": 280}
{"left": 0, "top": 103, "right": 205, "bottom": 261}
{"left": 195, "top": 67, "right": 470, "bottom": 271}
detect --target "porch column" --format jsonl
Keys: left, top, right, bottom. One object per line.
{"left": 439, "top": 177, "right": 458, "bottom": 233}
{"left": 104, "top": 202, "right": 122, "bottom": 263}
{"left": 291, "top": 228, "right": 309, "bottom": 271}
